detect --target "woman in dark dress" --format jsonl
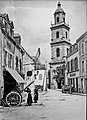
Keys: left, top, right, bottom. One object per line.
{"left": 25, "top": 88, "right": 32, "bottom": 106}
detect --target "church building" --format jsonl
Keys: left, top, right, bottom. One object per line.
{"left": 49, "top": 2, "right": 71, "bottom": 89}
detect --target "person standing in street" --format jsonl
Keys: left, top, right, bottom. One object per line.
{"left": 25, "top": 88, "right": 33, "bottom": 106}
{"left": 34, "top": 86, "right": 38, "bottom": 103}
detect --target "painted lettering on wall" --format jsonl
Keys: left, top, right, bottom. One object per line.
{"left": 70, "top": 73, "right": 76, "bottom": 77}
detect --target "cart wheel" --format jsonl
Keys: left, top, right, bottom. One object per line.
{"left": 6, "top": 91, "right": 22, "bottom": 107}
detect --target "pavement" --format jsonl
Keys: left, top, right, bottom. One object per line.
{"left": 56, "top": 89, "right": 86, "bottom": 96}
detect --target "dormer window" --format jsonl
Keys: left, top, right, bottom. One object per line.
{"left": 56, "top": 31, "right": 59, "bottom": 38}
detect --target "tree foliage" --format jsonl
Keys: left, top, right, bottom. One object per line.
{"left": 55, "top": 64, "right": 66, "bottom": 82}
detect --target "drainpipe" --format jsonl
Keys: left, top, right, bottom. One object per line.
{"left": 0, "top": 28, "right": 4, "bottom": 101}
{"left": 86, "top": 67, "right": 87, "bottom": 120}
{"left": 0, "top": 28, "right": 2, "bottom": 101}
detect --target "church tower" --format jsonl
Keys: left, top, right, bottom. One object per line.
{"left": 49, "top": 2, "right": 71, "bottom": 89}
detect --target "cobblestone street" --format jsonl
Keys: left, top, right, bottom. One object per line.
{"left": 0, "top": 89, "right": 86, "bottom": 120}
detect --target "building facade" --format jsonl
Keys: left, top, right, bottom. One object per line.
{"left": 0, "top": 13, "right": 25, "bottom": 100}
{"left": 49, "top": 2, "right": 71, "bottom": 89}
{"left": 67, "top": 43, "right": 79, "bottom": 92}
{"left": 66, "top": 31, "right": 87, "bottom": 93}
{"left": 76, "top": 31, "right": 87, "bottom": 93}
{"left": 22, "top": 47, "right": 35, "bottom": 81}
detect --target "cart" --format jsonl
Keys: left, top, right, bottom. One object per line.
{"left": 1, "top": 81, "right": 34, "bottom": 107}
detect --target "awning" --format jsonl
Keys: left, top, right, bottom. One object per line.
{"left": 6, "top": 67, "right": 26, "bottom": 84}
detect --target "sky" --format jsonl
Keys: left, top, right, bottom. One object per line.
{"left": 0, "top": 0, "right": 86, "bottom": 65}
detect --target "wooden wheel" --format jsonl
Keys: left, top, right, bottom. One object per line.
{"left": 6, "top": 91, "right": 22, "bottom": 107}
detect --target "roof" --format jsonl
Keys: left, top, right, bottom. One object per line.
{"left": 76, "top": 31, "right": 87, "bottom": 43}
{"left": 0, "top": 13, "right": 14, "bottom": 28}
{"left": 54, "top": 2, "right": 66, "bottom": 15}
{"left": 21, "top": 46, "right": 35, "bottom": 63}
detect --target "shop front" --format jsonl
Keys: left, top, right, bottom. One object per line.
{"left": 67, "top": 71, "right": 80, "bottom": 92}
{"left": 3, "top": 67, "right": 26, "bottom": 99}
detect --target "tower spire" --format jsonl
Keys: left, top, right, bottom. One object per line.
{"left": 57, "top": 2, "right": 61, "bottom": 8}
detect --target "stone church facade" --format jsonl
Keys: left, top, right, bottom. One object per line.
{"left": 49, "top": 2, "right": 71, "bottom": 89}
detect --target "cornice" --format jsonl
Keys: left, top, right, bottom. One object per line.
{"left": 50, "top": 40, "right": 71, "bottom": 46}
{"left": 50, "top": 23, "right": 70, "bottom": 30}
{"left": 49, "top": 61, "right": 65, "bottom": 65}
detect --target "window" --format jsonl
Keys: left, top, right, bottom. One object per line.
{"left": 75, "top": 57, "right": 78, "bottom": 71}
{"left": 67, "top": 61, "right": 70, "bottom": 73}
{"left": 86, "top": 60, "right": 87, "bottom": 73}
{"left": 57, "top": 17, "right": 59, "bottom": 22}
{"left": 19, "top": 59, "right": 22, "bottom": 72}
{"left": 66, "top": 32, "right": 67, "bottom": 39}
{"left": 12, "top": 56, "right": 14, "bottom": 69}
{"left": 81, "top": 42, "right": 84, "bottom": 54}
{"left": 85, "top": 41, "right": 87, "bottom": 52}
{"left": 39, "top": 74, "right": 42, "bottom": 80}
{"left": 16, "top": 56, "right": 18, "bottom": 70}
{"left": 67, "top": 48, "right": 69, "bottom": 55}
{"left": 71, "top": 59, "right": 73, "bottom": 72}
{"left": 63, "top": 18, "right": 65, "bottom": 22}
{"left": 8, "top": 53, "right": 12, "bottom": 68}
{"left": 56, "top": 31, "right": 59, "bottom": 38}
{"left": 4, "top": 50, "right": 7, "bottom": 66}
{"left": 81, "top": 79, "right": 83, "bottom": 89}
{"left": 72, "top": 59, "right": 75, "bottom": 71}
{"left": 56, "top": 48, "right": 60, "bottom": 57}
{"left": 82, "top": 60, "right": 84, "bottom": 73}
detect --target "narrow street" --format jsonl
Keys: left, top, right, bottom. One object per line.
{"left": 0, "top": 89, "right": 86, "bottom": 120}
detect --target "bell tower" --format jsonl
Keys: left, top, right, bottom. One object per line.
{"left": 54, "top": 2, "right": 65, "bottom": 24}
{"left": 49, "top": 2, "right": 71, "bottom": 89}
